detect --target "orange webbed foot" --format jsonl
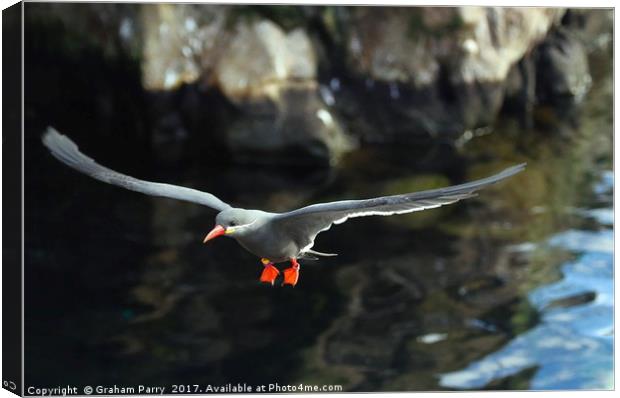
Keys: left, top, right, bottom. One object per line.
{"left": 282, "top": 258, "right": 300, "bottom": 287}
{"left": 260, "top": 259, "right": 280, "bottom": 286}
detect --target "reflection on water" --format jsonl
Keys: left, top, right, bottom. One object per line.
{"left": 440, "top": 171, "right": 613, "bottom": 390}
{"left": 26, "top": 111, "right": 613, "bottom": 391}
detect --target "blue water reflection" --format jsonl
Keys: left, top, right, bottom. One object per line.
{"left": 440, "top": 171, "right": 613, "bottom": 390}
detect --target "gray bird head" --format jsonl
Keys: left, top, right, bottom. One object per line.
{"left": 203, "top": 208, "right": 262, "bottom": 243}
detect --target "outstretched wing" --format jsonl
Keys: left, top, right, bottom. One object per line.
{"left": 271, "top": 164, "right": 525, "bottom": 252}
{"left": 42, "top": 127, "right": 231, "bottom": 211}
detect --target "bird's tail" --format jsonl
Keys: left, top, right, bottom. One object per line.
{"left": 300, "top": 249, "right": 338, "bottom": 260}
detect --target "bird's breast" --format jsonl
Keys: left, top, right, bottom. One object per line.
{"left": 234, "top": 225, "right": 299, "bottom": 263}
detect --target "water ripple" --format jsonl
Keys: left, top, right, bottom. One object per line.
{"left": 440, "top": 172, "right": 613, "bottom": 390}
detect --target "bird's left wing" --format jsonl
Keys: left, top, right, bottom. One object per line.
{"left": 42, "top": 127, "right": 231, "bottom": 211}
{"left": 271, "top": 164, "right": 525, "bottom": 251}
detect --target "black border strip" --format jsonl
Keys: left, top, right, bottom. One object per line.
{"left": 2, "top": 1, "right": 24, "bottom": 396}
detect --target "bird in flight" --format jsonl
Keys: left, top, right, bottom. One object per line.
{"left": 43, "top": 127, "right": 525, "bottom": 286}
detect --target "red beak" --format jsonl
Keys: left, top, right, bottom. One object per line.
{"left": 203, "top": 225, "right": 226, "bottom": 243}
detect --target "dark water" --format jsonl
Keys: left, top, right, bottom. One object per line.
{"left": 24, "top": 20, "right": 612, "bottom": 394}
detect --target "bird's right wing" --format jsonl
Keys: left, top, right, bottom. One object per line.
{"left": 271, "top": 164, "right": 525, "bottom": 252}
{"left": 42, "top": 127, "right": 231, "bottom": 211}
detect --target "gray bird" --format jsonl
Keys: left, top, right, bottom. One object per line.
{"left": 42, "top": 127, "right": 525, "bottom": 286}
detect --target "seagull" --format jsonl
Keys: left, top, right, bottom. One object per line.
{"left": 42, "top": 127, "right": 525, "bottom": 286}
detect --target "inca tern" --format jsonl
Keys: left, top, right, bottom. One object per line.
{"left": 42, "top": 127, "right": 525, "bottom": 286}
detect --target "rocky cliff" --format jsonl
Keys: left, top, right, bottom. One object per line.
{"left": 26, "top": 4, "right": 612, "bottom": 165}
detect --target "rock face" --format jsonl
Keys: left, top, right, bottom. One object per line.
{"left": 141, "top": 5, "right": 355, "bottom": 165}
{"left": 27, "top": 4, "right": 610, "bottom": 164}
{"left": 225, "top": 82, "right": 354, "bottom": 165}
{"left": 345, "top": 7, "right": 564, "bottom": 86}
{"left": 214, "top": 20, "right": 316, "bottom": 100}
{"left": 141, "top": 4, "right": 229, "bottom": 91}
{"left": 335, "top": 7, "right": 566, "bottom": 140}
{"left": 212, "top": 20, "right": 354, "bottom": 165}
{"left": 138, "top": 5, "right": 570, "bottom": 160}
{"left": 535, "top": 28, "right": 591, "bottom": 104}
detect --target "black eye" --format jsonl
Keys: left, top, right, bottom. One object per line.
{"left": 229, "top": 221, "right": 236, "bottom": 227}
